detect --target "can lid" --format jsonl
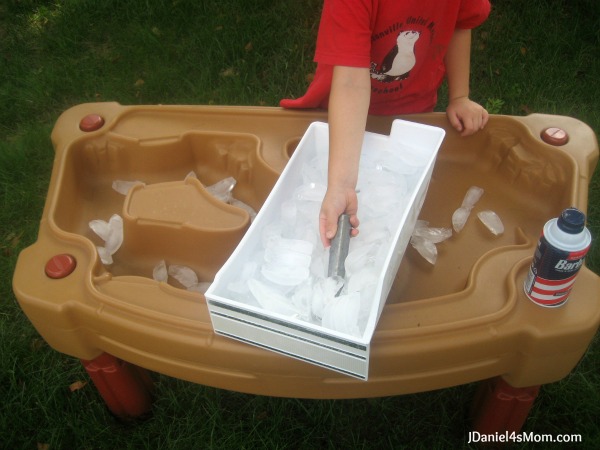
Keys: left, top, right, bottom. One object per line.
{"left": 557, "top": 207, "right": 586, "bottom": 234}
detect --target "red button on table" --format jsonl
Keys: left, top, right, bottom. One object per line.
{"left": 45, "top": 254, "right": 77, "bottom": 279}
{"left": 79, "top": 114, "right": 105, "bottom": 132}
{"left": 541, "top": 127, "right": 569, "bottom": 146}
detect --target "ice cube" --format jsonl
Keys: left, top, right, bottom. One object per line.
{"left": 89, "top": 219, "right": 112, "bottom": 242}
{"left": 248, "top": 278, "right": 300, "bottom": 316}
{"left": 410, "top": 236, "right": 438, "bottom": 265}
{"left": 89, "top": 214, "right": 124, "bottom": 265}
{"left": 359, "top": 184, "right": 405, "bottom": 217}
{"left": 321, "top": 292, "right": 361, "bottom": 336}
{"left": 291, "top": 279, "right": 313, "bottom": 321}
{"left": 261, "top": 235, "right": 313, "bottom": 286}
{"left": 352, "top": 220, "right": 390, "bottom": 246}
{"left": 96, "top": 246, "right": 113, "bottom": 265}
{"left": 112, "top": 180, "right": 145, "bottom": 195}
{"left": 301, "top": 161, "right": 326, "bottom": 185}
{"left": 268, "top": 235, "right": 314, "bottom": 256}
{"left": 477, "top": 210, "right": 505, "bottom": 235}
{"left": 294, "top": 182, "right": 326, "bottom": 202}
{"left": 153, "top": 260, "right": 168, "bottom": 282}
{"left": 261, "top": 263, "right": 310, "bottom": 286}
{"left": 168, "top": 265, "right": 198, "bottom": 289}
{"left": 261, "top": 221, "right": 282, "bottom": 248}
{"left": 344, "top": 241, "right": 381, "bottom": 276}
{"left": 188, "top": 281, "right": 212, "bottom": 293}
{"left": 310, "top": 250, "right": 327, "bottom": 278}
{"left": 229, "top": 198, "right": 257, "bottom": 222}
{"left": 262, "top": 235, "right": 313, "bottom": 284}
{"left": 227, "top": 261, "right": 257, "bottom": 294}
{"left": 264, "top": 244, "right": 312, "bottom": 267}
{"left": 103, "top": 215, "right": 124, "bottom": 255}
{"left": 461, "top": 186, "right": 484, "bottom": 208}
{"left": 295, "top": 199, "right": 321, "bottom": 224}
{"left": 358, "top": 164, "right": 407, "bottom": 187}
{"left": 206, "top": 177, "right": 236, "bottom": 203}
{"left": 452, "top": 206, "right": 471, "bottom": 233}
{"left": 346, "top": 267, "right": 378, "bottom": 293}
{"left": 452, "top": 186, "right": 484, "bottom": 232}
{"left": 412, "top": 223, "right": 452, "bottom": 243}
{"left": 311, "top": 277, "right": 344, "bottom": 319}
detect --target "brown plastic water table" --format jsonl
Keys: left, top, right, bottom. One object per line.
{"left": 13, "top": 102, "right": 600, "bottom": 432}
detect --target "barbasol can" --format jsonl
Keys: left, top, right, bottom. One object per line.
{"left": 524, "top": 207, "right": 591, "bottom": 307}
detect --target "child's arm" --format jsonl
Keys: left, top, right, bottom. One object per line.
{"left": 319, "top": 65, "right": 370, "bottom": 247}
{"left": 444, "top": 28, "right": 489, "bottom": 136}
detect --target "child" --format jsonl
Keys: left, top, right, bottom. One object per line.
{"left": 280, "top": 0, "right": 492, "bottom": 247}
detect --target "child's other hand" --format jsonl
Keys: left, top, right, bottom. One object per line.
{"left": 446, "top": 96, "right": 489, "bottom": 136}
{"left": 319, "top": 185, "right": 359, "bottom": 248}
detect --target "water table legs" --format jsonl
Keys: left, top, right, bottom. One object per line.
{"left": 471, "top": 377, "right": 540, "bottom": 435}
{"left": 81, "top": 352, "right": 540, "bottom": 433}
{"left": 81, "top": 353, "right": 154, "bottom": 420}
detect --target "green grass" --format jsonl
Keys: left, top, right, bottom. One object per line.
{"left": 1, "top": 0, "right": 599, "bottom": 448}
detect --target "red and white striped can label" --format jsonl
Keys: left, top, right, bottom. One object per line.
{"left": 524, "top": 234, "right": 589, "bottom": 307}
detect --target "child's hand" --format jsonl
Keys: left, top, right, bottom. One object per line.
{"left": 319, "top": 185, "right": 359, "bottom": 248}
{"left": 446, "top": 96, "right": 489, "bottom": 136}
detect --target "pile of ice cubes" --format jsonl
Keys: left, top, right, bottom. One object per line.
{"left": 89, "top": 173, "right": 257, "bottom": 293}
{"left": 222, "top": 140, "right": 436, "bottom": 337}
{"left": 410, "top": 185, "right": 505, "bottom": 264}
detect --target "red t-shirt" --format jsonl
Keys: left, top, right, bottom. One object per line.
{"left": 285, "top": 0, "right": 490, "bottom": 115}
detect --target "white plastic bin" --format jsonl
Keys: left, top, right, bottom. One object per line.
{"left": 206, "top": 119, "right": 445, "bottom": 379}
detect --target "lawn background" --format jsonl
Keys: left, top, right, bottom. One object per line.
{"left": 1, "top": 0, "right": 599, "bottom": 448}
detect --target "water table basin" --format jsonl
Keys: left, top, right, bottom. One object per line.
{"left": 13, "top": 102, "right": 600, "bottom": 398}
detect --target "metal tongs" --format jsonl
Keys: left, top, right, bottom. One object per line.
{"left": 327, "top": 214, "right": 352, "bottom": 296}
